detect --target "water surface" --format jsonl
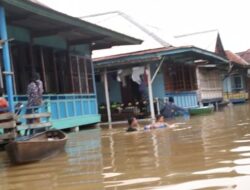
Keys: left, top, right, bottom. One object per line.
{"left": 1, "top": 104, "right": 250, "bottom": 189}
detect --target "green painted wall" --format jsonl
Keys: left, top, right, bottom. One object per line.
{"left": 52, "top": 114, "right": 100, "bottom": 129}
{"left": 7, "top": 25, "right": 31, "bottom": 43}
{"left": 70, "top": 44, "right": 91, "bottom": 56}
{"left": 34, "top": 36, "right": 67, "bottom": 49}
{"left": 7, "top": 24, "right": 91, "bottom": 54}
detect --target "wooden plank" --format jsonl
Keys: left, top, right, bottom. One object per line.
{"left": 22, "top": 112, "right": 51, "bottom": 119}
{"left": 18, "top": 122, "right": 52, "bottom": 130}
{"left": 0, "top": 120, "right": 16, "bottom": 129}
{"left": 0, "top": 112, "right": 15, "bottom": 121}
{"left": 0, "top": 133, "right": 15, "bottom": 140}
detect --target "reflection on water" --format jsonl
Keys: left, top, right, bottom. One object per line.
{"left": 1, "top": 104, "right": 250, "bottom": 189}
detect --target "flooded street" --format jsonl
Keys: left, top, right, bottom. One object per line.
{"left": 2, "top": 104, "right": 250, "bottom": 189}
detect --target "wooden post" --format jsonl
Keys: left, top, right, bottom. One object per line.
{"left": 52, "top": 50, "right": 59, "bottom": 92}
{"left": 196, "top": 67, "right": 202, "bottom": 106}
{"left": 147, "top": 64, "right": 155, "bottom": 121}
{"left": 0, "top": 61, "right": 3, "bottom": 90}
{"left": 40, "top": 47, "right": 47, "bottom": 92}
{"left": 9, "top": 49, "right": 17, "bottom": 95}
{"left": 67, "top": 50, "right": 74, "bottom": 93}
{"left": 76, "top": 57, "right": 82, "bottom": 93}
{"left": 103, "top": 69, "right": 112, "bottom": 126}
{"left": 83, "top": 57, "right": 89, "bottom": 94}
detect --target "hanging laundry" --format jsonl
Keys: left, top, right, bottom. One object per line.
{"left": 132, "top": 67, "right": 144, "bottom": 85}
{"left": 117, "top": 69, "right": 132, "bottom": 87}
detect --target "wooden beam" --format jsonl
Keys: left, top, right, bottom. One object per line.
{"left": 68, "top": 36, "right": 106, "bottom": 46}
{"left": 32, "top": 27, "right": 73, "bottom": 38}
{"left": 0, "top": 112, "right": 15, "bottom": 121}
{"left": 92, "top": 43, "right": 113, "bottom": 50}
{"left": 0, "top": 120, "right": 16, "bottom": 129}
{"left": 40, "top": 47, "right": 47, "bottom": 92}
{"left": 52, "top": 50, "right": 59, "bottom": 92}
{"left": 22, "top": 112, "right": 51, "bottom": 119}
{"left": 18, "top": 122, "right": 52, "bottom": 130}
{"left": 7, "top": 13, "right": 32, "bottom": 23}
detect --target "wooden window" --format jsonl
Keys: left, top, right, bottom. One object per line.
{"left": 164, "top": 63, "right": 197, "bottom": 91}
{"left": 199, "top": 69, "right": 221, "bottom": 89}
{"left": 70, "top": 55, "right": 94, "bottom": 94}
{"left": 11, "top": 43, "right": 32, "bottom": 94}
{"left": 232, "top": 75, "right": 243, "bottom": 90}
{"left": 54, "top": 51, "right": 72, "bottom": 93}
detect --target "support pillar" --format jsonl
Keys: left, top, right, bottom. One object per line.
{"left": 146, "top": 64, "right": 155, "bottom": 121}
{"left": 195, "top": 66, "right": 202, "bottom": 106}
{"left": 0, "top": 7, "right": 14, "bottom": 112}
{"left": 103, "top": 69, "right": 112, "bottom": 126}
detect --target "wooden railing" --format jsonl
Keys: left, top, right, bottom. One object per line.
{"left": 0, "top": 112, "right": 16, "bottom": 143}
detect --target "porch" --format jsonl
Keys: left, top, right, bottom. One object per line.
{"left": 94, "top": 46, "right": 229, "bottom": 124}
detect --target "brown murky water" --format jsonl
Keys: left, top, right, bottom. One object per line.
{"left": 1, "top": 104, "right": 250, "bottom": 190}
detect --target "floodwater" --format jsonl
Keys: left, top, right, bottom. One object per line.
{"left": 1, "top": 104, "right": 250, "bottom": 189}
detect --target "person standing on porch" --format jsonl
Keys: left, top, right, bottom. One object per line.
{"left": 26, "top": 72, "right": 44, "bottom": 124}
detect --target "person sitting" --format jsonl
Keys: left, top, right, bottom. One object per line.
{"left": 0, "top": 88, "right": 8, "bottom": 113}
{"left": 161, "top": 97, "right": 189, "bottom": 119}
{"left": 127, "top": 117, "right": 139, "bottom": 132}
{"left": 144, "top": 114, "right": 168, "bottom": 130}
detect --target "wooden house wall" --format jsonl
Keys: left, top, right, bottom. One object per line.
{"left": 197, "top": 68, "right": 223, "bottom": 101}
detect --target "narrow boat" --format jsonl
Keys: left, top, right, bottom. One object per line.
{"left": 189, "top": 105, "right": 214, "bottom": 116}
{"left": 5, "top": 130, "right": 67, "bottom": 164}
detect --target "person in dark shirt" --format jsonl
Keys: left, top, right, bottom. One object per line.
{"left": 161, "top": 97, "right": 189, "bottom": 119}
{"left": 127, "top": 117, "right": 139, "bottom": 132}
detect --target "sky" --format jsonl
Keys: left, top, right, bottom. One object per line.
{"left": 39, "top": 0, "right": 250, "bottom": 53}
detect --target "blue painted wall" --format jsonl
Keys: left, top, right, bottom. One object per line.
{"left": 96, "top": 75, "right": 122, "bottom": 105}
{"left": 223, "top": 74, "right": 246, "bottom": 93}
{"left": 223, "top": 77, "right": 232, "bottom": 92}
{"left": 152, "top": 72, "right": 165, "bottom": 99}
{"left": 165, "top": 91, "right": 198, "bottom": 108}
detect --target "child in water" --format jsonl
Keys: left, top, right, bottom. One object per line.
{"left": 144, "top": 115, "right": 169, "bottom": 130}
{"left": 127, "top": 117, "right": 139, "bottom": 132}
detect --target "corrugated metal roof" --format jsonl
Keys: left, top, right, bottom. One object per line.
{"left": 83, "top": 12, "right": 176, "bottom": 58}
{"left": 94, "top": 46, "right": 177, "bottom": 62}
{"left": 238, "top": 49, "right": 250, "bottom": 63}
{"left": 174, "top": 30, "right": 219, "bottom": 52}
{"left": 225, "top": 50, "right": 249, "bottom": 66}
{"left": 94, "top": 46, "right": 229, "bottom": 70}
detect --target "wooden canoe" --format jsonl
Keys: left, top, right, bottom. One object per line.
{"left": 189, "top": 105, "right": 214, "bottom": 116}
{"left": 5, "top": 130, "right": 67, "bottom": 164}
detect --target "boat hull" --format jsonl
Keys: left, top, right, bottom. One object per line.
{"left": 5, "top": 130, "right": 67, "bottom": 164}
{"left": 189, "top": 106, "right": 214, "bottom": 116}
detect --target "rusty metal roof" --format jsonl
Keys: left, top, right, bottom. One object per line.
{"left": 94, "top": 46, "right": 229, "bottom": 69}
{"left": 238, "top": 49, "right": 250, "bottom": 63}
{"left": 225, "top": 50, "right": 249, "bottom": 67}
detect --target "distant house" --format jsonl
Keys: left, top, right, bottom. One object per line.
{"left": 174, "top": 31, "right": 227, "bottom": 106}
{"left": 85, "top": 13, "right": 229, "bottom": 122}
{"left": 236, "top": 49, "right": 250, "bottom": 101}
{"left": 94, "top": 46, "right": 228, "bottom": 122}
